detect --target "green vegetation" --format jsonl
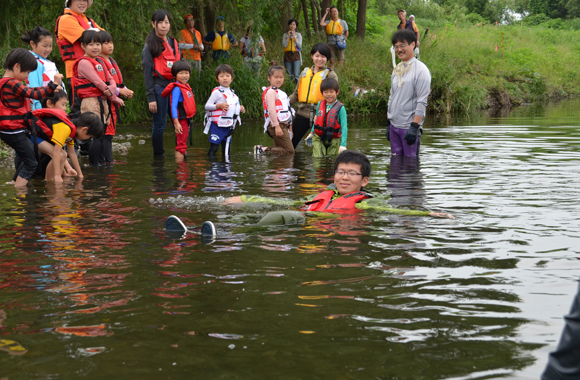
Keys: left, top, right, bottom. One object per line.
{"left": 1, "top": 0, "right": 580, "bottom": 125}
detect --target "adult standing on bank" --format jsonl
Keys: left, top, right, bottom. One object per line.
{"left": 203, "top": 16, "right": 238, "bottom": 62}
{"left": 397, "top": 9, "right": 420, "bottom": 47}
{"left": 239, "top": 25, "right": 266, "bottom": 74}
{"left": 55, "top": 0, "right": 103, "bottom": 100}
{"left": 178, "top": 14, "right": 203, "bottom": 74}
{"left": 386, "top": 30, "right": 431, "bottom": 157}
{"left": 142, "top": 9, "right": 182, "bottom": 157}
{"left": 320, "top": 7, "right": 348, "bottom": 71}
{"left": 282, "top": 19, "right": 302, "bottom": 84}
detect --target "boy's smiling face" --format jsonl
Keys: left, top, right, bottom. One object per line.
{"left": 176, "top": 70, "right": 190, "bottom": 84}
{"left": 334, "top": 162, "right": 369, "bottom": 195}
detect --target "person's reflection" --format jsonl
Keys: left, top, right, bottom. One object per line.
{"left": 151, "top": 156, "right": 172, "bottom": 194}
{"left": 387, "top": 155, "right": 425, "bottom": 207}
{"left": 203, "top": 160, "right": 242, "bottom": 192}
{"left": 262, "top": 155, "right": 296, "bottom": 194}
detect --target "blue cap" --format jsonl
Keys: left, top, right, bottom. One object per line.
{"left": 216, "top": 16, "right": 225, "bottom": 22}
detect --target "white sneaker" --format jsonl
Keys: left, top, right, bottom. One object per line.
{"left": 165, "top": 215, "right": 187, "bottom": 233}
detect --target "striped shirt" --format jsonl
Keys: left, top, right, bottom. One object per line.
{"left": 0, "top": 78, "right": 56, "bottom": 132}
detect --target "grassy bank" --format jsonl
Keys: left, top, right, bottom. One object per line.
{"left": 2, "top": 21, "right": 580, "bottom": 125}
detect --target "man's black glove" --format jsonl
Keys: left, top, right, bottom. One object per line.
{"left": 386, "top": 119, "right": 390, "bottom": 141}
{"left": 404, "top": 122, "right": 420, "bottom": 145}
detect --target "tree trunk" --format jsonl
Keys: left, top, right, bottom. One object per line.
{"left": 301, "top": 0, "right": 312, "bottom": 37}
{"left": 356, "top": 0, "right": 367, "bottom": 40}
{"left": 203, "top": 3, "right": 216, "bottom": 62}
{"left": 282, "top": 0, "right": 294, "bottom": 33}
{"left": 339, "top": 0, "right": 344, "bottom": 18}
{"left": 321, "top": 0, "right": 332, "bottom": 15}
{"left": 310, "top": 0, "right": 319, "bottom": 34}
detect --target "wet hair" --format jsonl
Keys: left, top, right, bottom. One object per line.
{"left": 310, "top": 42, "right": 332, "bottom": 61}
{"left": 334, "top": 150, "right": 371, "bottom": 178}
{"left": 99, "top": 31, "right": 113, "bottom": 44}
{"left": 79, "top": 29, "right": 101, "bottom": 45}
{"left": 146, "top": 9, "right": 172, "bottom": 58}
{"left": 267, "top": 64, "right": 285, "bottom": 77}
{"left": 21, "top": 26, "right": 52, "bottom": 45}
{"left": 40, "top": 91, "right": 68, "bottom": 109}
{"left": 3, "top": 48, "right": 38, "bottom": 72}
{"left": 320, "top": 78, "right": 339, "bottom": 93}
{"left": 171, "top": 60, "right": 191, "bottom": 77}
{"left": 76, "top": 112, "right": 104, "bottom": 139}
{"left": 392, "top": 30, "right": 416, "bottom": 46}
{"left": 215, "top": 64, "right": 234, "bottom": 80}
{"left": 288, "top": 18, "right": 298, "bottom": 28}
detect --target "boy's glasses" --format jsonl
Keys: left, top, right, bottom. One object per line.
{"left": 335, "top": 169, "right": 362, "bottom": 178}
{"left": 393, "top": 44, "right": 409, "bottom": 50}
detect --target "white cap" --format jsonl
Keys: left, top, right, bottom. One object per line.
{"left": 65, "top": 0, "right": 94, "bottom": 8}
{"left": 409, "top": 14, "right": 415, "bottom": 19}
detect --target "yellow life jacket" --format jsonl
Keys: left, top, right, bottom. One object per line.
{"left": 284, "top": 35, "right": 296, "bottom": 53}
{"left": 297, "top": 67, "right": 330, "bottom": 104}
{"left": 326, "top": 19, "right": 344, "bottom": 36}
{"left": 212, "top": 31, "right": 230, "bottom": 51}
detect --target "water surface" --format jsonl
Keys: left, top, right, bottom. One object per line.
{"left": 1, "top": 100, "right": 579, "bottom": 379}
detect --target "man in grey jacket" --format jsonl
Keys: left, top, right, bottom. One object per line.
{"left": 386, "top": 30, "right": 431, "bottom": 157}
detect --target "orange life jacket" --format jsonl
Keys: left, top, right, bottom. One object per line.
{"left": 161, "top": 82, "right": 197, "bottom": 119}
{"left": 153, "top": 38, "right": 181, "bottom": 80}
{"left": 314, "top": 100, "right": 343, "bottom": 142}
{"left": 0, "top": 78, "right": 32, "bottom": 131}
{"left": 303, "top": 189, "right": 371, "bottom": 213}
{"left": 31, "top": 108, "right": 77, "bottom": 142}
{"left": 55, "top": 10, "right": 98, "bottom": 62}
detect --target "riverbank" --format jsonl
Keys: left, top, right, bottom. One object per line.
{"left": 118, "top": 22, "right": 580, "bottom": 124}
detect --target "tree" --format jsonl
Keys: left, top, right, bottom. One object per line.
{"left": 301, "top": 0, "right": 312, "bottom": 37}
{"left": 356, "top": 0, "right": 368, "bottom": 40}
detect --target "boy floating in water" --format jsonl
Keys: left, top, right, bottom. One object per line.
{"left": 166, "top": 150, "right": 452, "bottom": 235}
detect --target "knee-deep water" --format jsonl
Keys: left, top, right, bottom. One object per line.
{"left": 1, "top": 100, "right": 580, "bottom": 379}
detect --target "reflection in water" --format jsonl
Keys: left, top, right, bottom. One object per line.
{"left": 1, "top": 100, "right": 580, "bottom": 378}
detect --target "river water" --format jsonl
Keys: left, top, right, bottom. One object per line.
{"left": 0, "top": 100, "right": 579, "bottom": 379}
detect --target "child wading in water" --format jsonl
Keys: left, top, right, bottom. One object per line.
{"left": 305, "top": 78, "right": 347, "bottom": 157}
{"left": 204, "top": 64, "right": 245, "bottom": 159}
{"left": 0, "top": 48, "right": 63, "bottom": 187}
{"left": 161, "top": 60, "right": 196, "bottom": 162}
{"left": 21, "top": 26, "right": 64, "bottom": 111}
{"left": 29, "top": 97, "right": 103, "bottom": 182}
{"left": 72, "top": 29, "right": 124, "bottom": 166}
{"left": 98, "top": 30, "right": 134, "bottom": 155}
{"left": 254, "top": 64, "right": 294, "bottom": 155}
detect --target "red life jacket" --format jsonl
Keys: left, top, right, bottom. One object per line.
{"left": 303, "top": 189, "right": 372, "bottom": 213}
{"left": 161, "top": 82, "right": 196, "bottom": 119}
{"left": 72, "top": 56, "right": 111, "bottom": 99}
{"left": 55, "top": 10, "right": 98, "bottom": 62}
{"left": 101, "top": 57, "right": 124, "bottom": 88}
{"left": 314, "top": 100, "right": 343, "bottom": 139}
{"left": 153, "top": 38, "right": 181, "bottom": 80}
{"left": 0, "top": 78, "right": 32, "bottom": 131}
{"left": 31, "top": 108, "right": 77, "bottom": 142}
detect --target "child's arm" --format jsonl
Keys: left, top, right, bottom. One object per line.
{"left": 50, "top": 143, "right": 63, "bottom": 183}
{"left": 10, "top": 79, "right": 58, "bottom": 101}
{"left": 66, "top": 144, "right": 83, "bottom": 178}
{"left": 142, "top": 45, "right": 157, "bottom": 112}
{"left": 205, "top": 91, "right": 227, "bottom": 111}
{"left": 339, "top": 105, "right": 347, "bottom": 147}
{"left": 171, "top": 87, "right": 182, "bottom": 134}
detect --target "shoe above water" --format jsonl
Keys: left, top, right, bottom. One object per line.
{"left": 253, "top": 145, "right": 264, "bottom": 156}
{"left": 166, "top": 215, "right": 188, "bottom": 233}
{"left": 201, "top": 221, "right": 216, "bottom": 237}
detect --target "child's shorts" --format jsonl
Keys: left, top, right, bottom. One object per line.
{"left": 209, "top": 122, "right": 233, "bottom": 145}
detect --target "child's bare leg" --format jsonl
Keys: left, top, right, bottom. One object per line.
{"left": 222, "top": 196, "right": 243, "bottom": 205}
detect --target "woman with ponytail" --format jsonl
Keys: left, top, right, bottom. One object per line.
{"left": 141, "top": 9, "right": 182, "bottom": 157}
